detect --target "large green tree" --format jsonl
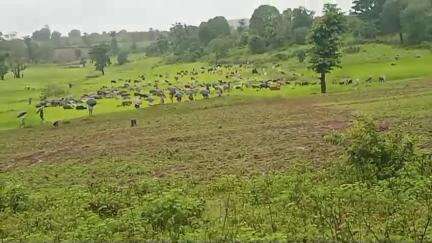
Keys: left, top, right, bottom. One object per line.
{"left": 169, "top": 23, "right": 203, "bottom": 60}
{"left": 381, "top": 0, "right": 407, "bottom": 43}
{"left": 50, "top": 31, "right": 62, "bottom": 47}
{"left": 68, "top": 29, "right": 81, "bottom": 39}
{"left": 249, "top": 5, "right": 283, "bottom": 47}
{"left": 308, "top": 4, "right": 346, "bottom": 94}
{"left": 401, "top": 0, "right": 432, "bottom": 44}
{"left": 198, "top": 16, "right": 230, "bottom": 45}
{"left": 281, "top": 7, "right": 314, "bottom": 44}
{"left": 292, "top": 7, "right": 315, "bottom": 30}
{"left": 351, "top": 0, "right": 386, "bottom": 26}
{"left": 31, "top": 25, "right": 51, "bottom": 41}
{"left": 89, "top": 44, "right": 111, "bottom": 75}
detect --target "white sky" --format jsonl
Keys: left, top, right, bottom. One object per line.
{"left": 0, "top": 0, "right": 353, "bottom": 36}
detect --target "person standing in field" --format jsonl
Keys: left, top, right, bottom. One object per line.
{"left": 37, "top": 106, "right": 45, "bottom": 122}
{"left": 17, "top": 111, "right": 27, "bottom": 128}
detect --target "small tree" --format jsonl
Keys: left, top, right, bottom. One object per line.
{"left": 295, "top": 49, "right": 306, "bottom": 63}
{"left": 308, "top": 4, "right": 345, "bottom": 94}
{"left": 80, "top": 58, "right": 87, "bottom": 67}
{"left": 89, "top": 44, "right": 111, "bottom": 75}
{"left": 23, "top": 37, "right": 34, "bottom": 63}
{"left": 117, "top": 51, "right": 129, "bottom": 65}
{"left": 9, "top": 58, "right": 26, "bottom": 79}
{"left": 0, "top": 53, "right": 9, "bottom": 80}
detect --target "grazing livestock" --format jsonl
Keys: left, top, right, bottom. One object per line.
{"left": 174, "top": 91, "right": 183, "bottom": 102}
{"left": 86, "top": 99, "right": 97, "bottom": 116}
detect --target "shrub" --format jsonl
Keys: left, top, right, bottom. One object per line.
{"left": 117, "top": 51, "right": 129, "bottom": 65}
{"left": 0, "top": 184, "right": 29, "bottom": 213}
{"left": 294, "top": 49, "right": 306, "bottom": 63}
{"left": 343, "top": 117, "right": 416, "bottom": 180}
{"left": 40, "top": 84, "right": 67, "bottom": 99}
{"left": 141, "top": 191, "right": 205, "bottom": 240}
{"left": 88, "top": 193, "right": 122, "bottom": 218}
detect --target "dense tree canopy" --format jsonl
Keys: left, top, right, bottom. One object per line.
{"left": 248, "top": 35, "right": 266, "bottom": 54}
{"left": 68, "top": 29, "right": 82, "bottom": 39}
{"left": 2, "top": 1, "right": 432, "bottom": 66}
{"left": 198, "top": 16, "right": 230, "bottom": 45}
{"left": 381, "top": 0, "right": 407, "bottom": 43}
{"left": 169, "top": 23, "right": 202, "bottom": 61}
{"left": 401, "top": 0, "right": 432, "bottom": 44}
{"left": 249, "top": 5, "right": 283, "bottom": 47}
{"left": 31, "top": 26, "right": 51, "bottom": 41}
{"left": 351, "top": 0, "right": 386, "bottom": 24}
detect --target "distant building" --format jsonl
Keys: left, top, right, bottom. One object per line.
{"left": 2, "top": 32, "right": 18, "bottom": 40}
{"left": 53, "top": 47, "right": 89, "bottom": 64}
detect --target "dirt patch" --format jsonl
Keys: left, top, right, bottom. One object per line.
{"left": 0, "top": 96, "right": 349, "bottom": 178}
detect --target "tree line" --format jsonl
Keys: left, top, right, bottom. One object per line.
{"left": 0, "top": 27, "right": 162, "bottom": 79}
{"left": 145, "top": 0, "right": 432, "bottom": 62}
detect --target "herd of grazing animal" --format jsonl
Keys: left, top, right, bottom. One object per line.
{"left": 19, "top": 63, "right": 391, "bottom": 127}
{"left": 75, "top": 64, "right": 302, "bottom": 109}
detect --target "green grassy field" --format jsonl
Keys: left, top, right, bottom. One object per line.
{"left": 0, "top": 44, "right": 431, "bottom": 130}
{"left": 1, "top": 43, "right": 432, "bottom": 240}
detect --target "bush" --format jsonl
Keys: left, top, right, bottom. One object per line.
{"left": 117, "top": 51, "right": 129, "bottom": 65}
{"left": 294, "top": 49, "right": 306, "bottom": 63}
{"left": 0, "top": 184, "right": 29, "bottom": 213}
{"left": 40, "top": 84, "right": 67, "bottom": 99}
{"left": 248, "top": 35, "right": 267, "bottom": 54}
{"left": 141, "top": 191, "right": 205, "bottom": 240}
{"left": 88, "top": 193, "right": 123, "bottom": 218}
{"left": 340, "top": 117, "right": 416, "bottom": 180}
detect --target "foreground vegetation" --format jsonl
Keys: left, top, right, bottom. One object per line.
{"left": 1, "top": 0, "right": 432, "bottom": 240}
{"left": 1, "top": 73, "right": 432, "bottom": 240}
{"left": 1, "top": 120, "right": 432, "bottom": 241}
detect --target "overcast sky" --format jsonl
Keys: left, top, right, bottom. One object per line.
{"left": 0, "top": 0, "right": 353, "bottom": 36}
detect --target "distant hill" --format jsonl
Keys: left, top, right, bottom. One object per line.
{"left": 228, "top": 19, "right": 249, "bottom": 29}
